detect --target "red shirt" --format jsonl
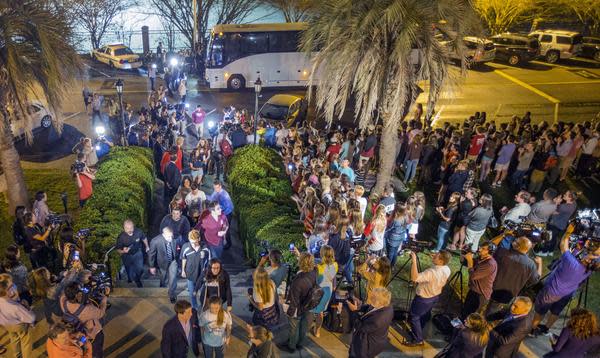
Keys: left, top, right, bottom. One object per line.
{"left": 326, "top": 144, "right": 341, "bottom": 161}
{"left": 78, "top": 173, "right": 93, "bottom": 200}
{"left": 160, "top": 147, "right": 183, "bottom": 173}
{"left": 468, "top": 134, "right": 486, "bottom": 156}
{"left": 201, "top": 213, "right": 228, "bottom": 246}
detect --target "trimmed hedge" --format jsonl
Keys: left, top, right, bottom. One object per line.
{"left": 75, "top": 147, "right": 154, "bottom": 276}
{"left": 228, "top": 145, "right": 304, "bottom": 265}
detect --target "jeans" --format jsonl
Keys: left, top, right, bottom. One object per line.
{"left": 207, "top": 241, "right": 224, "bottom": 260}
{"left": 342, "top": 259, "right": 354, "bottom": 283}
{"left": 404, "top": 159, "right": 419, "bottom": 183}
{"left": 159, "top": 260, "right": 179, "bottom": 299}
{"left": 150, "top": 77, "right": 155, "bottom": 90}
{"left": 386, "top": 242, "right": 401, "bottom": 267}
{"left": 435, "top": 225, "right": 449, "bottom": 252}
{"left": 122, "top": 251, "right": 144, "bottom": 287}
{"left": 511, "top": 169, "right": 527, "bottom": 189}
{"left": 409, "top": 295, "right": 439, "bottom": 342}
{"left": 288, "top": 312, "right": 313, "bottom": 350}
{"left": 187, "top": 279, "right": 198, "bottom": 309}
{"left": 202, "top": 344, "right": 224, "bottom": 358}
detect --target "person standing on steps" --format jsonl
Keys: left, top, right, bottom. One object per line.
{"left": 148, "top": 63, "right": 157, "bottom": 91}
{"left": 207, "top": 181, "right": 234, "bottom": 249}
{"left": 164, "top": 153, "right": 182, "bottom": 206}
{"left": 160, "top": 207, "right": 191, "bottom": 249}
{"left": 181, "top": 230, "right": 209, "bottom": 310}
{"left": 160, "top": 299, "right": 201, "bottom": 358}
{"left": 200, "top": 202, "right": 229, "bottom": 260}
{"left": 116, "top": 219, "right": 149, "bottom": 288}
{"left": 149, "top": 227, "right": 180, "bottom": 303}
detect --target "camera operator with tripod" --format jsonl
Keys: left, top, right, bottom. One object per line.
{"left": 461, "top": 242, "right": 498, "bottom": 319}
{"left": 401, "top": 250, "right": 452, "bottom": 347}
{"left": 531, "top": 222, "right": 600, "bottom": 336}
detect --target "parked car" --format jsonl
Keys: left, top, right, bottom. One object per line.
{"left": 258, "top": 94, "right": 307, "bottom": 128}
{"left": 90, "top": 44, "right": 142, "bottom": 70}
{"left": 528, "top": 30, "right": 583, "bottom": 63}
{"left": 10, "top": 101, "right": 53, "bottom": 138}
{"left": 490, "top": 33, "right": 540, "bottom": 66}
{"left": 581, "top": 37, "right": 600, "bottom": 62}
{"left": 437, "top": 34, "right": 496, "bottom": 66}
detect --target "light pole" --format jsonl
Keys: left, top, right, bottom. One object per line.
{"left": 253, "top": 76, "right": 262, "bottom": 144}
{"left": 115, "top": 79, "right": 126, "bottom": 146}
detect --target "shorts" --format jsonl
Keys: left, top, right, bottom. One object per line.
{"left": 534, "top": 290, "right": 573, "bottom": 316}
{"left": 558, "top": 156, "right": 574, "bottom": 170}
{"left": 495, "top": 162, "right": 509, "bottom": 171}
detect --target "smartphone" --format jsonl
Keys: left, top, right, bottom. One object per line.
{"left": 72, "top": 250, "right": 80, "bottom": 261}
{"left": 79, "top": 336, "right": 87, "bottom": 344}
{"left": 289, "top": 243, "right": 295, "bottom": 252}
{"left": 450, "top": 318, "right": 463, "bottom": 328}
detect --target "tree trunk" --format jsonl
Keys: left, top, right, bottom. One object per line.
{"left": 372, "top": 117, "right": 401, "bottom": 195}
{"left": 0, "top": 117, "right": 29, "bottom": 214}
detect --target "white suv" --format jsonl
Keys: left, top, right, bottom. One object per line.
{"left": 529, "top": 30, "right": 583, "bottom": 63}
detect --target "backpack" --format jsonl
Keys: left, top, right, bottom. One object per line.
{"left": 432, "top": 313, "right": 454, "bottom": 336}
{"left": 220, "top": 138, "right": 233, "bottom": 158}
{"left": 62, "top": 300, "right": 87, "bottom": 333}
{"left": 301, "top": 282, "right": 324, "bottom": 313}
{"left": 323, "top": 301, "right": 353, "bottom": 333}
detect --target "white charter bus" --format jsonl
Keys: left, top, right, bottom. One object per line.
{"left": 205, "top": 23, "right": 318, "bottom": 90}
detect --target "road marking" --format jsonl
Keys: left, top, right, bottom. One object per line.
{"left": 492, "top": 103, "right": 502, "bottom": 121}
{"left": 570, "top": 69, "right": 600, "bottom": 80}
{"left": 84, "top": 63, "right": 111, "bottom": 78}
{"left": 530, "top": 60, "right": 599, "bottom": 71}
{"left": 62, "top": 112, "right": 81, "bottom": 121}
{"left": 493, "top": 69, "right": 560, "bottom": 104}
{"left": 528, "top": 80, "right": 600, "bottom": 85}
{"left": 430, "top": 105, "right": 445, "bottom": 127}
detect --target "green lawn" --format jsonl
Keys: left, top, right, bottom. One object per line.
{"left": 384, "top": 171, "right": 600, "bottom": 315}
{"left": 0, "top": 168, "right": 80, "bottom": 258}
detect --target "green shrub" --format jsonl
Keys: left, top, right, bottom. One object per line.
{"left": 228, "top": 145, "right": 303, "bottom": 265}
{"left": 75, "top": 147, "right": 154, "bottom": 276}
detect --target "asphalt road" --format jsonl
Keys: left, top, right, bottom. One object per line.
{"left": 21, "top": 55, "right": 600, "bottom": 157}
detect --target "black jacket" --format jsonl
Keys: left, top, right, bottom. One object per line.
{"left": 200, "top": 269, "right": 232, "bottom": 307}
{"left": 160, "top": 310, "right": 200, "bottom": 358}
{"left": 160, "top": 215, "right": 191, "bottom": 243}
{"left": 328, "top": 233, "right": 351, "bottom": 266}
{"left": 349, "top": 305, "right": 394, "bottom": 358}
{"left": 286, "top": 270, "right": 317, "bottom": 317}
{"left": 148, "top": 235, "right": 180, "bottom": 270}
{"left": 230, "top": 129, "right": 247, "bottom": 149}
{"left": 446, "top": 328, "right": 486, "bottom": 358}
{"left": 485, "top": 310, "right": 533, "bottom": 358}
{"left": 164, "top": 161, "right": 182, "bottom": 190}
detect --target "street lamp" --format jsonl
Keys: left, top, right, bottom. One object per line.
{"left": 253, "top": 76, "right": 262, "bottom": 144}
{"left": 114, "top": 79, "right": 126, "bottom": 146}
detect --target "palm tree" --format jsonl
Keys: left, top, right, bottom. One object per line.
{"left": 0, "top": 0, "right": 81, "bottom": 213}
{"left": 301, "top": 0, "right": 480, "bottom": 194}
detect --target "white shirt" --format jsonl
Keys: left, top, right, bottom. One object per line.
{"left": 582, "top": 136, "right": 598, "bottom": 155}
{"left": 0, "top": 297, "right": 36, "bottom": 326}
{"left": 503, "top": 202, "right": 532, "bottom": 224}
{"left": 185, "top": 190, "right": 206, "bottom": 208}
{"left": 253, "top": 281, "right": 276, "bottom": 309}
{"left": 415, "top": 265, "right": 451, "bottom": 298}
{"left": 357, "top": 197, "right": 368, "bottom": 219}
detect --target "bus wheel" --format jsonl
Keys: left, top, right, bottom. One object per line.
{"left": 227, "top": 75, "right": 245, "bottom": 90}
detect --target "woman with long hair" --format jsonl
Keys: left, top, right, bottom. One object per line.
{"left": 443, "top": 313, "right": 490, "bottom": 358}
{"left": 434, "top": 192, "right": 461, "bottom": 252}
{"left": 367, "top": 205, "right": 386, "bottom": 256}
{"left": 200, "top": 296, "right": 233, "bottom": 358}
{"left": 448, "top": 188, "right": 479, "bottom": 251}
{"left": 311, "top": 245, "right": 338, "bottom": 337}
{"left": 248, "top": 267, "right": 279, "bottom": 330}
{"left": 29, "top": 267, "right": 60, "bottom": 324}
{"left": 543, "top": 308, "right": 600, "bottom": 357}
{"left": 3, "top": 244, "right": 32, "bottom": 305}
{"left": 359, "top": 256, "right": 392, "bottom": 298}
{"left": 385, "top": 203, "right": 409, "bottom": 266}
{"left": 246, "top": 325, "right": 278, "bottom": 358}
{"left": 464, "top": 193, "right": 494, "bottom": 252}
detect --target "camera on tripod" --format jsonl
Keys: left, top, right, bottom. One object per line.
{"left": 46, "top": 213, "right": 68, "bottom": 226}
{"left": 402, "top": 239, "right": 434, "bottom": 254}
{"left": 75, "top": 228, "right": 95, "bottom": 240}
{"left": 503, "top": 220, "right": 549, "bottom": 245}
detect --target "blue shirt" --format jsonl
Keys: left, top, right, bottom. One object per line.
{"left": 339, "top": 166, "right": 355, "bottom": 183}
{"left": 96, "top": 136, "right": 113, "bottom": 158}
{"left": 208, "top": 190, "right": 234, "bottom": 216}
{"left": 544, "top": 251, "right": 592, "bottom": 297}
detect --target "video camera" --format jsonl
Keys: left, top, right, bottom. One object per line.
{"left": 568, "top": 209, "right": 600, "bottom": 253}
{"left": 402, "top": 239, "right": 434, "bottom": 254}
{"left": 75, "top": 228, "right": 95, "bottom": 240}
{"left": 503, "top": 220, "right": 549, "bottom": 244}
{"left": 71, "top": 161, "right": 86, "bottom": 174}
{"left": 82, "top": 265, "right": 112, "bottom": 307}
{"left": 46, "top": 213, "right": 68, "bottom": 226}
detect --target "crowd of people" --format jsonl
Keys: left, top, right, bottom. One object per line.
{"left": 3, "top": 65, "right": 600, "bottom": 358}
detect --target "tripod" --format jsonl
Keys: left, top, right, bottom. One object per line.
{"left": 386, "top": 253, "right": 422, "bottom": 323}
{"left": 444, "top": 260, "right": 466, "bottom": 314}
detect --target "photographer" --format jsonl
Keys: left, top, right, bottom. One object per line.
{"left": 539, "top": 190, "right": 578, "bottom": 257}
{"left": 46, "top": 321, "right": 92, "bottom": 358}
{"left": 347, "top": 287, "right": 394, "bottom": 358}
{"left": 531, "top": 224, "right": 600, "bottom": 335}
{"left": 462, "top": 242, "right": 497, "bottom": 319}
{"left": 116, "top": 220, "right": 149, "bottom": 288}
{"left": 402, "top": 250, "right": 451, "bottom": 347}
{"left": 257, "top": 249, "right": 288, "bottom": 294}
{"left": 23, "top": 212, "right": 54, "bottom": 269}
{"left": 543, "top": 308, "right": 600, "bottom": 357}
{"left": 487, "top": 236, "right": 542, "bottom": 314}
{"left": 358, "top": 255, "right": 391, "bottom": 297}
{"left": 60, "top": 281, "right": 109, "bottom": 358}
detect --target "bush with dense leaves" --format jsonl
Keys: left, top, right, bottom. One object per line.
{"left": 76, "top": 147, "right": 154, "bottom": 275}
{"left": 228, "top": 145, "right": 303, "bottom": 265}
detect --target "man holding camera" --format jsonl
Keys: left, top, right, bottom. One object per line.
{"left": 487, "top": 236, "right": 543, "bottom": 314}
{"left": 531, "top": 224, "right": 600, "bottom": 335}
{"left": 462, "top": 242, "right": 498, "bottom": 318}
{"left": 60, "top": 281, "right": 109, "bottom": 358}
{"left": 347, "top": 287, "right": 394, "bottom": 358}
{"left": 402, "top": 250, "right": 451, "bottom": 347}
{"left": 116, "top": 220, "right": 150, "bottom": 288}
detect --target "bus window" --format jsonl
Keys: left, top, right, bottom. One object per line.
{"left": 241, "top": 32, "right": 268, "bottom": 55}
{"left": 269, "top": 31, "right": 300, "bottom": 52}
{"left": 225, "top": 33, "right": 243, "bottom": 64}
